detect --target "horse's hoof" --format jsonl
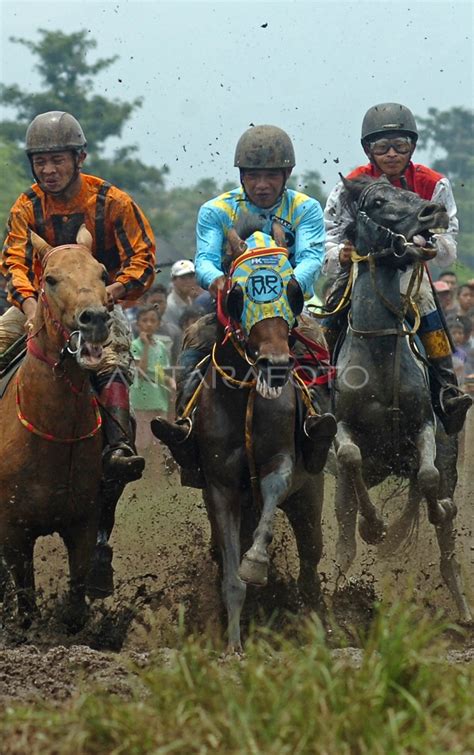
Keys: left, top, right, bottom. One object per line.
{"left": 222, "top": 645, "right": 244, "bottom": 658}
{"left": 358, "top": 515, "right": 386, "bottom": 545}
{"left": 238, "top": 556, "right": 268, "bottom": 587}
{"left": 86, "top": 544, "right": 114, "bottom": 599}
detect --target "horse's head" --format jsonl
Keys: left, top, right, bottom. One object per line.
{"left": 340, "top": 174, "right": 449, "bottom": 263}
{"left": 222, "top": 214, "right": 303, "bottom": 398}
{"left": 30, "top": 225, "right": 111, "bottom": 368}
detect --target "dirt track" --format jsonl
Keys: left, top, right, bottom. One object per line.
{"left": 0, "top": 415, "right": 473, "bottom": 705}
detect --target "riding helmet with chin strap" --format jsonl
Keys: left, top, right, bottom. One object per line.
{"left": 234, "top": 125, "right": 296, "bottom": 170}
{"left": 25, "top": 111, "right": 87, "bottom": 192}
{"left": 234, "top": 125, "right": 295, "bottom": 205}
{"left": 361, "top": 103, "right": 418, "bottom": 146}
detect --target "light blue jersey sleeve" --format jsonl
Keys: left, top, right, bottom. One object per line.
{"left": 292, "top": 199, "right": 325, "bottom": 297}
{"left": 195, "top": 204, "right": 227, "bottom": 290}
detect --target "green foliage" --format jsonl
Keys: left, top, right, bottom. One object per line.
{"left": 1, "top": 603, "right": 472, "bottom": 754}
{"left": 0, "top": 140, "right": 30, "bottom": 229}
{"left": 417, "top": 107, "right": 474, "bottom": 272}
{"left": 417, "top": 107, "right": 473, "bottom": 181}
{"left": 288, "top": 170, "right": 327, "bottom": 206}
{"left": 0, "top": 29, "right": 166, "bottom": 195}
{"left": 148, "top": 178, "right": 229, "bottom": 253}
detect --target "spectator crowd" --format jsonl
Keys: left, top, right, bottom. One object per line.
{"left": 432, "top": 272, "right": 474, "bottom": 393}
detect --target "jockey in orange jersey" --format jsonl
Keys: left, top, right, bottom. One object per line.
{"left": 322, "top": 102, "right": 471, "bottom": 435}
{"left": 1, "top": 111, "right": 156, "bottom": 481}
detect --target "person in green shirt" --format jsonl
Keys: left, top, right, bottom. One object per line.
{"left": 131, "top": 306, "right": 175, "bottom": 452}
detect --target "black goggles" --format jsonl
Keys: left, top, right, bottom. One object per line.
{"left": 368, "top": 136, "right": 413, "bottom": 155}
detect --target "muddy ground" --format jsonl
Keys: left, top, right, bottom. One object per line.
{"left": 0, "top": 416, "right": 472, "bottom": 706}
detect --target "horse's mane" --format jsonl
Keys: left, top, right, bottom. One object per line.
{"left": 234, "top": 212, "right": 266, "bottom": 241}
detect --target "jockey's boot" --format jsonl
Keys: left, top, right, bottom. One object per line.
{"left": 302, "top": 413, "right": 338, "bottom": 474}
{"left": 151, "top": 352, "right": 209, "bottom": 488}
{"left": 301, "top": 384, "right": 337, "bottom": 474}
{"left": 99, "top": 381, "right": 145, "bottom": 483}
{"left": 428, "top": 355, "right": 472, "bottom": 435}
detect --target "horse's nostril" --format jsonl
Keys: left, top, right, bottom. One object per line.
{"left": 78, "top": 308, "right": 110, "bottom": 328}
{"left": 418, "top": 203, "right": 440, "bottom": 220}
{"left": 78, "top": 309, "right": 93, "bottom": 326}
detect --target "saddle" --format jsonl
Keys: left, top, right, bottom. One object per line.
{"left": 0, "top": 337, "right": 26, "bottom": 399}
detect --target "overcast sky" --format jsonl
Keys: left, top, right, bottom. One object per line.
{"left": 1, "top": 0, "right": 472, "bottom": 191}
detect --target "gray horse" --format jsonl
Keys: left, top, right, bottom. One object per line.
{"left": 154, "top": 218, "right": 331, "bottom": 650}
{"left": 333, "top": 175, "right": 472, "bottom": 624}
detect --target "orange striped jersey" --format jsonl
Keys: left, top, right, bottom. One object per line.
{"left": 1, "top": 173, "right": 156, "bottom": 308}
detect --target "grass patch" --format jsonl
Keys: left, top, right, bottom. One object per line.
{"left": 1, "top": 602, "right": 473, "bottom": 754}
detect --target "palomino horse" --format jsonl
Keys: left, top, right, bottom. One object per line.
{"left": 0, "top": 226, "right": 111, "bottom": 628}
{"left": 181, "top": 219, "right": 329, "bottom": 650}
{"left": 333, "top": 175, "right": 472, "bottom": 624}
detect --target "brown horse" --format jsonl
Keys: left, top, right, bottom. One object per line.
{"left": 0, "top": 226, "right": 111, "bottom": 629}
{"left": 158, "top": 219, "right": 330, "bottom": 650}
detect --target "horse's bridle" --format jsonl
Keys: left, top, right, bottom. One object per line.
{"left": 16, "top": 246, "right": 104, "bottom": 442}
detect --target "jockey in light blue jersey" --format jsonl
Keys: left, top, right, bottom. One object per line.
{"left": 151, "top": 124, "right": 336, "bottom": 487}
{"left": 196, "top": 185, "right": 325, "bottom": 298}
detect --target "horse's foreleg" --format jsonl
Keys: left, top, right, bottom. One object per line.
{"left": 239, "top": 454, "right": 293, "bottom": 588}
{"left": 336, "top": 422, "right": 385, "bottom": 548}
{"left": 2, "top": 529, "right": 37, "bottom": 625}
{"left": 207, "top": 484, "right": 246, "bottom": 652}
{"left": 334, "top": 469, "right": 358, "bottom": 579}
{"left": 63, "top": 523, "right": 97, "bottom": 632}
{"left": 434, "top": 518, "right": 472, "bottom": 625}
{"left": 282, "top": 475, "right": 324, "bottom": 608}
{"left": 416, "top": 423, "right": 456, "bottom": 524}
{"left": 86, "top": 479, "right": 125, "bottom": 599}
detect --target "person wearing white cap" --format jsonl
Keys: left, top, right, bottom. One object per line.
{"left": 163, "top": 259, "right": 197, "bottom": 330}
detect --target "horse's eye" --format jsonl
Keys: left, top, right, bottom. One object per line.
{"left": 45, "top": 275, "right": 57, "bottom": 286}
{"left": 101, "top": 269, "right": 108, "bottom": 284}
{"left": 374, "top": 198, "right": 385, "bottom": 208}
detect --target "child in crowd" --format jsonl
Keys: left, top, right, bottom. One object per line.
{"left": 450, "top": 315, "right": 472, "bottom": 387}
{"left": 130, "top": 306, "right": 176, "bottom": 453}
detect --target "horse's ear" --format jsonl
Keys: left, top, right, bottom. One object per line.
{"left": 287, "top": 277, "right": 304, "bottom": 317}
{"left": 227, "top": 229, "right": 247, "bottom": 260}
{"left": 76, "top": 224, "right": 93, "bottom": 250}
{"left": 272, "top": 221, "right": 287, "bottom": 249}
{"left": 339, "top": 173, "right": 362, "bottom": 200}
{"left": 226, "top": 283, "right": 244, "bottom": 322}
{"left": 30, "top": 230, "right": 53, "bottom": 260}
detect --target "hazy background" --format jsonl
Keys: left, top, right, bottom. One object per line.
{"left": 1, "top": 0, "right": 472, "bottom": 190}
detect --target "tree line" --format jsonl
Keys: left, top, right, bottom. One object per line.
{"left": 1, "top": 29, "right": 472, "bottom": 274}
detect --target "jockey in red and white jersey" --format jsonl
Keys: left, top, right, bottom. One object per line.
{"left": 321, "top": 102, "right": 471, "bottom": 434}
